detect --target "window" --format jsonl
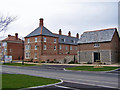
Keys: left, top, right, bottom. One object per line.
{"left": 70, "top": 46, "right": 72, "bottom": 50}
{"left": 27, "top": 39, "right": 30, "bottom": 43}
{"left": 54, "top": 39, "right": 56, "bottom": 43}
{"left": 54, "top": 46, "right": 56, "bottom": 50}
{"left": 71, "top": 40, "right": 74, "bottom": 43}
{"left": 34, "top": 53, "right": 37, "bottom": 59}
{"left": 35, "top": 37, "right": 37, "bottom": 42}
{"left": 94, "top": 43, "right": 100, "bottom": 47}
{"left": 59, "top": 45, "right": 62, "bottom": 50}
{"left": 35, "top": 45, "right": 37, "bottom": 50}
{"left": 75, "top": 47, "right": 77, "bottom": 50}
{"left": 25, "top": 45, "right": 30, "bottom": 50}
{"left": 44, "top": 45, "right": 47, "bottom": 50}
{"left": 44, "top": 37, "right": 46, "bottom": 42}
{"left": 0, "top": 43, "right": 1, "bottom": 47}
{"left": 66, "top": 46, "right": 67, "bottom": 50}
{"left": 25, "top": 52, "right": 30, "bottom": 59}
{"left": 61, "top": 39, "right": 65, "bottom": 42}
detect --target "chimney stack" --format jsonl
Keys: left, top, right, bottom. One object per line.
{"left": 39, "top": 18, "right": 44, "bottom": 27}
{"left": 76, "top": 33, "right": 79, "bottom": 38}
{"left": 59, "top": 29, "right": 62, "bottom": 35}
{"left": 15, "top": 33, "right": 18, "bottom": 40}
{"left": 68, "top": 31, "right": 71, "bottom": 36}
{"left": 8, "top": 34, "right": 11, "bottom": 37}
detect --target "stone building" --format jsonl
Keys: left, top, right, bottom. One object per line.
{"left": 0, "top": 33, "right": 24, "bottom": 60}
{"left": 77, "top": 28, "right": 120, "bottom": 64}
{"left": 24, "top": 18, "right": 79, "bottom": 63}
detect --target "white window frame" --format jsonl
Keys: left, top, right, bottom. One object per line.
{"left": 66, "top": 46, "right": 67, "bottom": 50}
{"left": 59, "top": 45, "right": 62, "bottom": 50}
{"left": 35, "top": 45, "right": 37, "bottom": 50}
{"left": 44, "top": 45, "right": 47, "bottom": 50}
{"left": 94, "top": 43, "right": 100, "bottom": 47}
{"left": 34, "top": 53, "right": 37, "bottom": 59}
{"left": 25, "top": 45, "right": 30, "bottom": 50}
{"left": 35, "top": 37, "right": 37, "bottom": 42}
{"left": 27, "top": 39, "right": 30, "bottom": 43}
{"left": 54, "top": 46, "right": 56, "bottom": 50}
{"left": 70, "top": 46, "right": 72, "bottom": 50}
{"left": 25, "top": 52, "right": 30, "bottom": 59}
{"left": 44, "top": 37, "right": 46, "bottom": 42}
{"left": 54, "top": 39, "right": 56, "bottom": 43}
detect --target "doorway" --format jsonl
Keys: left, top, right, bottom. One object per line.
{"left": 94, "top": 52, "right": 100, "bottom": 62}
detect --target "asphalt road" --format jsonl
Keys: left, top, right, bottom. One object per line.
{"left": 1, "top": 65, "right": 120, "bottom": 90}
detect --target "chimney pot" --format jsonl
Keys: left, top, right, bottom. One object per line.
{"left": 68, "top": 31, "right": 71, "bottom": 36}
{"left": 15, "top": 33, "right": 18, "bottom": 40}
{"left": 76, "top": 33, "right": 79, "bottom": 38}
{"left": 59, "top": 29, "right": 62, "bottom": 35}
{"left": 8, "top": 34, "right": 11, "bottom": 37}
{"left": 39, "top": 18, "right": 44, "bottom": 27}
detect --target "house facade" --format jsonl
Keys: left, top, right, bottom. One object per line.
{"left": 77, "top": 28, "right": 120, "bottom": 64}
{"left": 0, "top": 33, "right": 24, "bottom": 60}
{"left": 24, "top": 18, "right": 79, "bottom": 63}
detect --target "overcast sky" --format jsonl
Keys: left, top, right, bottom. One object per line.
{"left": 0, "top": 0, "right": 119, "bottom": 39}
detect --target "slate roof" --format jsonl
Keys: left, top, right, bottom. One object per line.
{"left": 78, "top": 28, "right": 116, "bottom": 44}
{"left": 54, "top": 34, "right": 79, "bottom": 45}
{"left": 25, "top": 26, "right": 79, "bottom": 45}
{"left": 25, "top": 26, "right": 57, "bottom": 37}
{"left": 2, "top": 36, "right": 22, "bottom": 42}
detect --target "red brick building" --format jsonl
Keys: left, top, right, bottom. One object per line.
{"left": 77, "top": 28, "right": 120, "bottom": 64}
{"left": 0, "top": 33, "right": 24, "bottom": 60}
{"left": 24, "top": 18, "right": 79, "bottom": 63}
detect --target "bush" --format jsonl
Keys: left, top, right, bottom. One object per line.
{"left": 68, "top": 61, "right": 75, "bottom": 64}
{"left": 47, "top": 59, "right": 50, "bottom": 63}
{"left": 49, "top": 61, "right": 54, "bottom": 63}
{"left": 41, "top": 61, "right": 45, "bottom": 63}
{"left": 87, "top": 61, "right": 92, "bottom": 64}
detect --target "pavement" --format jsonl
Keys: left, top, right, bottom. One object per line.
{"left": 1, "top": 64, "right": 120, "bottom": 90}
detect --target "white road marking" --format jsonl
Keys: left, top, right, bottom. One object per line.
{"left": 54, "top": 85, "right": 80, "bottom": 90}
{"left": 64, "top": 80, "right": 119, "bottom": 89}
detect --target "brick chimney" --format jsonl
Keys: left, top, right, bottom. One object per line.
{"left": 8, "top": 34, "right": 11, "bottom": 37}
{"left": 68, "top": 31, "right": 71, "bottom": 36}
{"left": 59, "top": 29, "right": 62, "bottom": 35}
{"left": 15, "top": 33, "right": 18, "bottom": 40}
{"left": 76, "top": 33, "right": 79, "bottom": 38}
{"left": 39, "top": 18, "right": 44, "bottom": 27}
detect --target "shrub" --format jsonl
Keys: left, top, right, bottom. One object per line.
{"left": 87, "top": 61, "right": 92, "bottom": 64}
{"left": 68, "top": 61, "right": 74, "bottom": 64}
{"left": 41, "top": 61, "right": 45, "bottom": 63}
{"left": 64, "top": 59, "right": 67, "bottom": 64}
{"left": 47, "top": 59, "right": 50, "bottom": 63}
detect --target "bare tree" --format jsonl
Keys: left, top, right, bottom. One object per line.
{"left": 0, "top": 15, "right": 16, "bottom": 32}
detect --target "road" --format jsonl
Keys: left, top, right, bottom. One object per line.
{"left": 1, "top": 65, "right": 120, "bottom": 90}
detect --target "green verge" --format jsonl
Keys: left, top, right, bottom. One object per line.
{"left": 2, "top": 74, "right": 60, "bottom": 89}
{"left": 65, "top": 66, "right": 120, "bottom": 71}
{"left": 2, "top": 63, "right": 37, "bottom": 66}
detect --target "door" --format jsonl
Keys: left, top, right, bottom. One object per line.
{"left": 94, "top": 52, "right": 100, "bottom": 62}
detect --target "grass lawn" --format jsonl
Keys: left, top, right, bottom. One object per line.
{"left": 2, "top": 74, "right": 60, "bottom": 89}
{"left": 2, "top": 63, "right": 37, "bottom": 66}
{"left": 65, "top": 66, "right": 120, "bottom": 71}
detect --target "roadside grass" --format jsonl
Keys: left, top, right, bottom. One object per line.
{"left": 2, "top": 63, "right": 37, "bottom": 66}
{"left": 65, "top": 66, "right": 120, "bottom": 71}
{"left": 2, "top": 74, "right": 61, "bottom": 89}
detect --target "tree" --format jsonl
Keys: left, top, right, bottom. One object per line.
{"left": 0, "top": 15, "right": 16, "bottom": 32}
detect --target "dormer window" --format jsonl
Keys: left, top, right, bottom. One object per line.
{"left": 61, "top": 39, "right": 65, "bottom": 42}
{"left": 94, "top": 43, "right": 100, "bottom": 47}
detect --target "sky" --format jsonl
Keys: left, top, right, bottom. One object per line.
{"left": 0, "top": 0, "right": 119, "bottom": 39}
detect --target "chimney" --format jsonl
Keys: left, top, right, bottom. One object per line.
{"left": 8, "top": 34, "right": 11, "bottom": 37}
{"left": 76, "top": 33, "right": 79, "bottom": 38}
{"left": 39, "top": 18, "right": 44, "bottom": 27}
{"left": 15, "top": 33, "right": 18, "bottom": 40}
{"left": 59, "top": 29, "right": 62, "bottom": 35}
{"left": 68, "top": 31, "right": 71, "bottom": 36}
